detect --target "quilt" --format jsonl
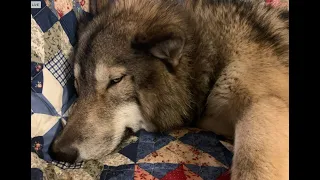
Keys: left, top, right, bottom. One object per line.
{"left": 31, "top": 0, "right": 288, "bottom": 180}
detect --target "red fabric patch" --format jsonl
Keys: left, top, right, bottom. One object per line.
{"left": 56, "top": 9, "right": 64, "bottom": 18}
{"left": 161, "top": 165, "right": 187, "bottom": 180}
{"left": 217, "top": 170, "right": 231, "bottom": 180}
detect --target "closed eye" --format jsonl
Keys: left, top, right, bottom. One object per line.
{"left": 107, "top": 76, "right": 125, "bottom": 89}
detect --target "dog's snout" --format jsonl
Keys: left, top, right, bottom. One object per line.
{"left": 50, "top": 143, "right": 79, "bottom": 164}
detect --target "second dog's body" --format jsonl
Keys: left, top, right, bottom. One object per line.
{"left": 51, "top": 0, "right": 289, "bottom": 179}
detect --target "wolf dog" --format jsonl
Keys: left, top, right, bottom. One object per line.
{"left": 51, "top": 0, "right": 289, "bottom": 179}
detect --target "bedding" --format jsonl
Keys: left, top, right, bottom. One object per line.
{"left": 31, "top": 128, "right": 234, "bottom": 180}
{"left": 31, "top": 0, "right": 288, "bottom": 179}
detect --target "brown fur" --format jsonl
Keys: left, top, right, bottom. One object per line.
{"left": 51, "top": 0, "right": 289, "bottom": 179}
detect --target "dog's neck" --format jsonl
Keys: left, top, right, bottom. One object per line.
{"left": 174, "top": 15, "right": 228, "bottom": 125}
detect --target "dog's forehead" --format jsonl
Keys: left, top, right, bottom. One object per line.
{"left": 95, "top": 63, "right": 126, "bottom": 82}
{"left": 74, "top": 60, "right": 126, "bottom": 80}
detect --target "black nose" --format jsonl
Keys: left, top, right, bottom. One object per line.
{"left": 49, "top": 143, "right": 79, "bottom": 164}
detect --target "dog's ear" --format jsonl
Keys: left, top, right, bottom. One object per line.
{"left": 132, "top": 25, "right": 185, "bottom": 69}
{"left": 149, "top": 35, "right": 185, "bottom": 68}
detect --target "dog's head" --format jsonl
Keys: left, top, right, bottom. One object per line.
{"left": 51, "top": 0, "right": 195, "bottom": 163}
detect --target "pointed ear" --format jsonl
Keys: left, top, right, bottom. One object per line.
{"left": 149, "top": 36, "right": 185, "bottom": 68}
{"left": 133, "top": 26, "right": 186, "bottom": 68}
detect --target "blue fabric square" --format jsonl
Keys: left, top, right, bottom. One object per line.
{"left": 118, "top": 141, "right": 138, "bottom": 163}
{"left": 137, "top": 163, "right": 179, "bottom": 179}
{"left": 138, "top": 130, "right": 175, "bottom": 144}
{"left": 31, "top": 136, "right": 44, "bottom": 159}
{"left": 31, "top": 168, "right": 43, "bottom": 180}
{"left": 33, "top": 6, "right": 58, "bottom": 32}
{"left": 43, "top": 120, "right": 63, "bottom": 161}
{"left": 136, "top": 130, "right": 175, "bottom": 160}
{"left": 31, "top": 64, "right": 43, "bottom": 93}
{"left": 31, "top": 92, "right": 59, "bottom": 116}
{"left": 100, "top": 164, "right": 135, "bottom": 180}
{"left": 31, "top": 62, "right": 43, "bottom": 78}
{"left": 60, "top": 10, "right": 78, "bottom": 46}
{"left": 46, "top": 0, "right": 59, "bottom": 18}
{"left": 62, "top": 76, "right": 77, "bottom": 115}
{"left": 179, "top": 131, "right": 233, "bottom": 167}
{"left": 185, "top": 165, "right": 227, "bottom": 180}
{"left": 31, "top": 0, "right": 47, "bottom": 17}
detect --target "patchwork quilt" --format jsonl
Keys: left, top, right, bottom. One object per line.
{"left": 31, "top": 128, "right": 234, "bottom": 180}
{"left": 31, "top": 0, "right": 288, "bottom": 179}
